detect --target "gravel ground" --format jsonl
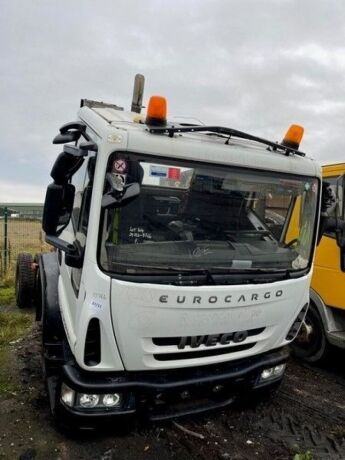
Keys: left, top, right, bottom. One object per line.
{"left": 0, "top": 325, "right": 344, "bottom": 460}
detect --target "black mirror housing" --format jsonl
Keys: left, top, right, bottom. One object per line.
{"left": 43, "top": 183, "right": 75, "bottom": 236}
{"left": 50, "top": 152, "right": 84, "bottom": 184}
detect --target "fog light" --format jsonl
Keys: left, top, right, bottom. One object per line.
{"left": 273, "top": 364, "right": 286, "bottom": 376}
{"left": 79, "top": 393, "right": 99, "bottom": 408}
{"left": 261, "top": 368, "right": 274, "bottom": 380}
{"left": 260, "top": 364, "right": 286, "bottom": 382}
{"left": 61, "top": 383, "right": 75, "bottom": 407}
{"left": 103, "top": 393, "right": 121, "bottom": 407}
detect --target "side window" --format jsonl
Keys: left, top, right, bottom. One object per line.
{"left": 70, "top": 154, "right": 95, "bottom": 293}
{"left": 323, "top": 176, "right": 337, "bottom": 238}
{"left": 77, "top": 156, "right": 95, "bottom": 238}
{"left": 71, "top": 158, "right": 88, "bottom": 231}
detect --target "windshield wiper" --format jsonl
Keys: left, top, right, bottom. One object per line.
{"left": 211, "top": 267, "right": 288, "bottom": 273}
{"left": 113, "top": 262, "right": 217, "bottom": 282}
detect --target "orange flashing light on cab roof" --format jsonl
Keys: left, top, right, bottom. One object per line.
{"left": 282, "top": 124, "right": 304, "bottom": 150}
{"left": 145, "top": 95, "right": 167, "bottom": 127}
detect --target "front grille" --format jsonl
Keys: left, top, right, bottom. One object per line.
{"left": 153, "top": 342, "right": 255, "bottom": 361}
{"left": 152, "top": 327, "right": 265, "bottom": 347}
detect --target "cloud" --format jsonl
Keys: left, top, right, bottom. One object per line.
{"left": 0, "top": 0, "right": 345, "bottom": 201}
{"left": 0, "top": 180, "right": 46, "bottom": 203}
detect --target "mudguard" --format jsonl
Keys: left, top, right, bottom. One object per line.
{"left": 37, "top": 251, "right": 64, "bottom": 340}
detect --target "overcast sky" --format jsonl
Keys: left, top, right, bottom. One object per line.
{"left": 1, "top": 0, "right": 344, "bottom": 202}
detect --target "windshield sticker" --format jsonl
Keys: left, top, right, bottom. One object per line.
{"left": 168, "top": 167, "right": 181, "bottom": 180}
{"left": 129, "top": 226, "right": 152, "bottom": 242}
{"left": 150, "top": 165, "right": 168, "bottom": 177}
{"left": 113, "top": 159, "right": 128, "bottom": 173}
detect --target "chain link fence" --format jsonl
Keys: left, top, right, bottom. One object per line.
{"left": 0, "top": 204, "right": 48, "bottom": 281}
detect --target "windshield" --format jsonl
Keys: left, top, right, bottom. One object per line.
{"left": 99, "top": 153, "right": 319, "bottom": 281}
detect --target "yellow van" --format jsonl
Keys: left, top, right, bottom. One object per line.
{"left": 292, "top": 163, "right": 345, "bottom": 362}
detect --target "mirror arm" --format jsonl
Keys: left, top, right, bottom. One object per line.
{"left": 45, "top": 235, "right": 83, "bottom": 268}
{"left": 45, "top": 235, "right": 76, "bottom": 253}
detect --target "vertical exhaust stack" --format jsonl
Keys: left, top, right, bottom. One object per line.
{"left": 131, "top": 74, "right": 145, "bottom": 113}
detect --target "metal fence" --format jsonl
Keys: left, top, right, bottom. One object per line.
{"left": 0, "top": 204, "right": 46, "bottom": 280}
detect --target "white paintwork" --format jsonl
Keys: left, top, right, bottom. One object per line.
{"left": 57, "top": 103, "right": 321, "bottom": 372}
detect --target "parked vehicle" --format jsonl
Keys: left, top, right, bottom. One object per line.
{"left": 292, "top": 163, "right": 345, "bottom": 362}
{"left": 15, "top": 75, "right": 328, "bottom": 429}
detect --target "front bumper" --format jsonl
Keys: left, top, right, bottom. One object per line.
{"left": 59, "top": 347, "right": 289, "bottom": 423}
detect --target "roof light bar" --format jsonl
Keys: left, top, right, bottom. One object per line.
{"left": 282, "top": 124, "right": 304, "bottom": 150}
{"left": 145, "top": 96, "right": 167, "bottom": 127}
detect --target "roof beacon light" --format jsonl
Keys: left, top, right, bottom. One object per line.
{"left": 282, "top": 124, "right": 304, "bottom": 150}
{"left": 146, "top": 96, "right": 167, "bottom": 127}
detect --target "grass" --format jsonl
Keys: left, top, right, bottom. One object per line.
{"left": 0, "top": 310, "right": 32, "bottom": 346}
{"left": 0, "top": 271, "right": 15, "bottom": 304}
{"left": 0, "top": 286, "right": 15, "bottom": 305}
{"left": 0, "top": 309, "right": 32, "bottom": 397}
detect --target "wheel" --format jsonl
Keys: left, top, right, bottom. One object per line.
{"left": 290, "top": 304, "right": 328, "bottom": 363}
{"left": 15, "top": 253, "right": 35, "bottom": 308}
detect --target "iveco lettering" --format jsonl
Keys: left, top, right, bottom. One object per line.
{"left": 15, "top": 75, "right": 332, "bottom": 430}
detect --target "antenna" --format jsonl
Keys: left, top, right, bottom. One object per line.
{"left": 131, "top": 74, "right": 145, "bottom": 113}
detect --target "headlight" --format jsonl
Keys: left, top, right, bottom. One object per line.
{"left": 60, "top": 384, "right": 123, "bottom": 412}
{"left": 79, "top": 394, "right": 100, "bottom": 408}
{"left": 103, "top": 394, "right": 121, "bottom": 407}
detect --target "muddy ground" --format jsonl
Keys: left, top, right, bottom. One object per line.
{"left": 0, "top": 316, "right": 344, "bottom": 460}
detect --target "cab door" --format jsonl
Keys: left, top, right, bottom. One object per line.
{"left": 312, "top": 174, "right": 345, "bottom": 310}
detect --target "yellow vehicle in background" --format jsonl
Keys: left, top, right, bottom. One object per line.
{"left": 292, "top": 163, "right": 345, "bottom": 362}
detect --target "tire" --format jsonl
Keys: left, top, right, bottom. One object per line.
{"left": 290, "top": 303, "right": 329, "bottom": 363}
{"left": 15, "top": 253, "right": 35, "bottom": 309}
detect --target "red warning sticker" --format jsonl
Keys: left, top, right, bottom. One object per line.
{"left": 168, "top": 167, "right": 181, "bottom": 180}
{"left": 113, "top": 159, "right": 128, "bottom": 173}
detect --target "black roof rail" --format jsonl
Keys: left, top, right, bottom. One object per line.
{"left": 148, "top": 125, "right": 306, "bottom": 157}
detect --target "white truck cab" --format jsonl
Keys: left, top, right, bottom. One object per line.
{"left": 16, "top": 77, "right": 322, "bottom": 428}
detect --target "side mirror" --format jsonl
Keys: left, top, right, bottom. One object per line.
{"left": 317, "top": 182, "right": 336, "bottom": 245}
{"left": 42, "top": 183, "right": 75, "bottom": 236}
{"left": 53, "top": 131, "right": 81, "bottom": 144}
{"left": 318, "top": 176, "right": 345, "bottom": 248}
{"left": 50, "top": 144, "right": 88, "bottom": 184}
{"left": 336, "top": 174, "right": 345, "bottom": 220}
{"left": 43, "top": 183, "right": 84, "bottom": 268}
